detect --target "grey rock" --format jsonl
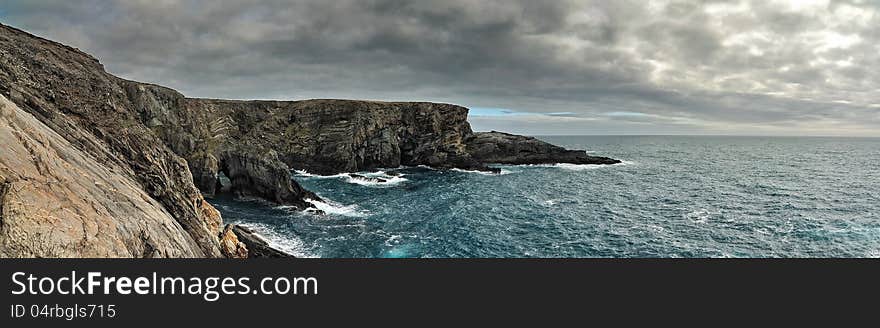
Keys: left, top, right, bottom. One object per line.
{"left": 218, "top": 148, "right": 319, "bottom": 207}
{"left": 466, "top": 131, "right": 622, "bottom": 165}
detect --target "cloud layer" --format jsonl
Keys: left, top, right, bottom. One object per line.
{"left": 3, "top": 0, "right": 878, "bottom": 135}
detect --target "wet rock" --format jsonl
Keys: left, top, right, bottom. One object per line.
{"left": 231, "top": 225, "right": 293, "bottom": 258}
{"left": 218, "top": 148, "right": 319, "bottom": 208}
{"left": 349, "top": 174, "right": 387, "bottom": 183}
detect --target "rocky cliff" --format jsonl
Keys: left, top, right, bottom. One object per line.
{"left": 0, "top": 23, "right": 619, "bottom": 257}
{"left": 179, "top": 99, "right": 490, "bottom": 195}
{"left": 0, "top": 24, "right": 226, "bottom": 257}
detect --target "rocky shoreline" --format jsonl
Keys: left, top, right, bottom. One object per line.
{"left": 0, "top": 23, "right": 619, "bottom": 258}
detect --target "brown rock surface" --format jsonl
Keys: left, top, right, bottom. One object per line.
{"left": 0, "top": 23, "right": 222, "bottom": 257}
{"left": 0, "top": 95, "right": 206, "bottom": 257}
{"left": 219, "top": 224, "right": 248, "bottom": 259}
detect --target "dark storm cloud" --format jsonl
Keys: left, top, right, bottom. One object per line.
{"left": 2, "top": 0, "right": 878, "bottom": 135}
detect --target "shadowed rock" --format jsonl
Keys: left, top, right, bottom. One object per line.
{"left": 466, "top": 131, "right": 621, "bottom": 165}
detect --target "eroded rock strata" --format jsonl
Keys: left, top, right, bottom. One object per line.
{"left": 0, "top": 23, "right": 619, "bottom": 257}
{"left": 0, "top": 24, "right": 222, "bottom": 257}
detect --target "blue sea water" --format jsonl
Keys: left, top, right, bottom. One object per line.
{"left": 209, "top": 136, "right": 880, "bottom": 258}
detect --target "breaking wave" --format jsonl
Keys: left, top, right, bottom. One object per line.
{"left": 229, "top": 221, "right": 316, "bottom": 258}
{"left": 304, "top": 198, "right": 368, "bottom": 217}
{"left": 294, "top": 169, "right": 408, "bottom": 187}
{"left": 509, "top": 161, "right": 633, "bottom": 171}
{"left": 346, "top": 174, "right": 408, "bottom": 186}
{"left": 450, "top": 168, "right": 512, "bottom": 175}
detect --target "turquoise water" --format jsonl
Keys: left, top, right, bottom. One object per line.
{"left": 210, "top": 136, "right": 880, "bottom": 258}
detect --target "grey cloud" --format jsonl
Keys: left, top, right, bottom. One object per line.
{"left": 1, "top": 0, "right": 878, "bottom": 136}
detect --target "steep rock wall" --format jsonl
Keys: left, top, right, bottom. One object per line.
{"left": 0, "top": 24, "right": 223, "bottom": 257}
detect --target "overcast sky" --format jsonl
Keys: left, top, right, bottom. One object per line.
{"left": 2, "top": 0, "right": 878, "bottom": 136}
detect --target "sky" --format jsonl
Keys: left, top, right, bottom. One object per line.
{"left": 2, "top": 0, "right": 878, "bottom": 136}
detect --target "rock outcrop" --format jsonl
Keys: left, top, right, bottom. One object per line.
{"left": 179, "top": 99, "right": 492, "bottom": 197}
{"left": 466, "top": 131, "right": 621, "bottom": 165}
{"left": 231, "top": 225, "right": 292, "bottom": 258}
{"left": 218, "top": 224, "right": 248, "bottom": 259}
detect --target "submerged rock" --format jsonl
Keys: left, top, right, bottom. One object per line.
{"left": 349, "top": 174, "right": 387, "bottom": 183}
{"left": 465, "top": 131, "right": 621, "bottom": 165}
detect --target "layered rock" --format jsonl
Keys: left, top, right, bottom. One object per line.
{"left": 466, "top": 131, "right": 621, "bottom": 165}
{"left": 0, "top": 24, "right": 223, "bottom": 257}
{"left": 181, "top": 99, "right": 491, "bottom": 196}
{"left": 0, "top": 94, "right": 207, "bottom": 257}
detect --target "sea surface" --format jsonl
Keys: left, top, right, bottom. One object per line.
{"left": 209, "top": 136, "right": 880, "bottom": 258}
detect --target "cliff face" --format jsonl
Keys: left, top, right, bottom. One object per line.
{"left": 118, "top": 83, "right": 320, "bottom": 207}
{"left": 0, "top": 95, "right": 210, "bottom": 257}
{"left": 179, "top": 99, "right": 488, "bottom": 195}
{"left": 0, "top": 24, "right": 225, "bottom": 257}
{"left": 127, "top": 93, "right": 491, "bottom": 200}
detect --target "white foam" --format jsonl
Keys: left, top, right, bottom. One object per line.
{"left": 292, "top": 169, "right": 349, "bottom": 179}
{"left": 515, "top": 161, "right": 632, "bottom": 171}
{"left": 294, "top": 168, "right": 408, "bottom": 186}
{"left": 304, "top": 198, "right": 368, "bottom": 217}
{"left": 232, "top": 222, "right": 316, "bottom": 258}
{"left": 345, "top": 174, "right": 408, "bottom": 186}
{"left": 685, "top": 209, "right": 712, "bottom": 224}
{"left": 451, "top": 168, "right": 512, "bottom": 175}
{"left": 539, "top": 163, "right": 604, "bottom": 171}
{"left": 384, "top": 234, "right": 403, "bottom": 247}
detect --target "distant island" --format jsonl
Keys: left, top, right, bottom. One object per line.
{"left": 0, "top": 23, "right": 618, "bottom": 258}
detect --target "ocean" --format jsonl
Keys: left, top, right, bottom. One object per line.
{"left": 209, "top": 136, "right": 880, "bottom": 258}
